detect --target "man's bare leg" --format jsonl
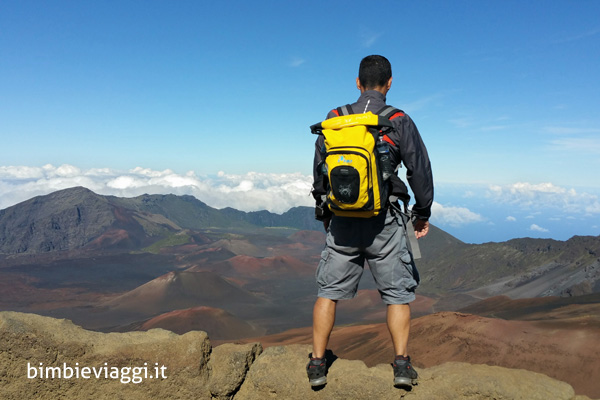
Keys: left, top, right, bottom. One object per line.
{"left": 312, "top": 297, "right": 337, "bottom": 358}
{"left": 387, "top": 303, "right": 411, "bottom": 356}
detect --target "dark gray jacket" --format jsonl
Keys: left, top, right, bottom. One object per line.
{"left": 312, "top": 90, "right": 434, "bottom": 220}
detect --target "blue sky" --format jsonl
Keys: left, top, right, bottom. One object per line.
{"left": 1, "top": 1, "right": 599, "bottom": 243}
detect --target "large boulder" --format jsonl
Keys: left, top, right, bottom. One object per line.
{"left": 0, "top": 311, "right": 212, "bottom": 399}
{"left": 208, "top": 342, "right": 263, "bottom": 399}
{"left": 235, "top": 344, "right": 585, "bottom": 400}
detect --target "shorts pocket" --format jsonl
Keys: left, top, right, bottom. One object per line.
{"left": 400, "top": 250, "right": 420, "bottom": 286}
{"left": 399, "top": 250, "right": 412, "bottom": 267}
{"left": 316, "top": 250, "right": 330, "bottom": 286}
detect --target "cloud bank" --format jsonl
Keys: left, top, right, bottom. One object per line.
{"left": 14, "top": 165, "right": 597, "bottom": 235}
{"left": 0, "top": 165, "right": 314, "bottom": 214}
{"left": 1, "top": 165, "right": 486, "bottom": 229}
{"left": 430, "top": 202, "right": 484, "bottom": 227}
{"left": 486, "top": 182, "right": 600, "bottom": 215}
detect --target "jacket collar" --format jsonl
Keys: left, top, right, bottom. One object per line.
{"left": 358, "top": 90, "right": 386, "bottom": 104}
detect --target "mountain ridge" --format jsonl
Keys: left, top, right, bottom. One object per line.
{"left": 0, "top": 186, "right": 322, "bottom": 255}
{"left": 2, "top": 186, "right": 599, "bottom": 301}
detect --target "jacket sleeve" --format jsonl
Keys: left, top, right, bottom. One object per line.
{"left": 388, "top": 115, "right": 434, "bottom": 220}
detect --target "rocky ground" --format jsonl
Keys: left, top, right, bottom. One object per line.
{"left": 1, "top": 311, "right": 595, "bottom": 400}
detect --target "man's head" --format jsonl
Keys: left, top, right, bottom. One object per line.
{"left": 357, "top": 55, "right": 392, "bottom": 94}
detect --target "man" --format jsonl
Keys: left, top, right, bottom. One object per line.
{"left": 307, "top": 55, "right": 433, "bottom": 389}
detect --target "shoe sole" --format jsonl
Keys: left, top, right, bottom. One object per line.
{"left": 309, "top": 376, "right": 327, "bottom": 387}
{"left": 394, "top": 376, "right": 418, "bottom": 388}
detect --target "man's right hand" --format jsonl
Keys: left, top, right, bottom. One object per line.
{"left": 323, "top": 216, "right": 332, "bottom": 232}
{"left": 413, "top": 219, "right": 429, "bottom": 239}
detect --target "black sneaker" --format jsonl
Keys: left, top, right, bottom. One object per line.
{"left": 306, "top": 353, "right": 327, "bottom": 387}
{"left": 392, "top": 355, "right": 418, "bottom": 388}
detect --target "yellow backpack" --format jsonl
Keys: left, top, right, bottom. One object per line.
{"left": 310, "top": 105, "right": 399, "bottom": 218}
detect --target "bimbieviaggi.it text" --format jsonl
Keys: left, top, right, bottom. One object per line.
{"left": 27, "top": 362, "right": 167, "bottom": 384}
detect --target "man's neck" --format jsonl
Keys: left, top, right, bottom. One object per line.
{"left": 360, "top": 86, "right": 388, "bottom": 95}
{"left": 356, "top": 77, "right": 392, "bottom": 95}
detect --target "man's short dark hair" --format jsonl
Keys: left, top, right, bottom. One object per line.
{"left": 358, "top": 55, "right": 392, "bottom": 89}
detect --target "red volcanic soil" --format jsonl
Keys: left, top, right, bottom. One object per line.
{"left": 0, "top": 273, "right": 110, "bottom": 310}
{"left": 337, "top": 290, "right": 387, "bottom": 321}
{"left": 209, "top": 239, "right": 264, "bottom": 257}
{"left": 138, "top": 306, "right": 265, "bottom": 340}
{"left": 178, "top": 246, "right": 237, "bottom": 266}
{"left": 103, "top": 270, "right": 263, "bottom": 315}
{"left": 287, "top": 230, "right": 326, "bottom": 246}
{"left": 86, "top": 229, "right": 136, "bottom": 250}
{"left": 410, "top": 312, "right": 600, "bottom": 398}
{"left": 238, "top": 311, "right": 600, "bottom": 398}
{"left": 336, "top": 291, "right": 436, "bottom": 322}
{"left": 411, "top": 294, "right": 437, "bottom": 316}
{"left": 190, "top": 255, "right": 316, "bottom": 281}
{"left": 461, "top": 294, "right": 600, "bottom": 326}
{"left": 226, "top": 255, "right": 315, "bottom": 278}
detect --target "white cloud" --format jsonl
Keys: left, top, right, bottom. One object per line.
{"left": 543, "top": 126, "right": 600, "bottom": 135}
{"left": 586, "top": 201, "right": 600, "bottom": 214}
{"left": 552, "top": 28, "right": 600, "bottom": 44}
{"left": 530, "top": 224, "right": 549, "bottom": 233}
{"left": 542, "top": 125, "right": 600, "bottom": 155}
{"left": 506, "top": 216, "right": 516, "bottom": 222}
{"left": 289, "top": 57, "right": 306, "bottom": 67}
{"left": 0, "top": 165, "right": 314, "bottom": 214}
{"left": 0, "top": 166, "right": 45, "bottom": 179}
{"left": 549, "top": 137, "right": 600, "bottom": 154}
{"left": 480, "top": 125, "right": 507, "bottom": 132}
{"left": 402, "top": 93, "right": 444, "bottom": 113}
{"left": 430, "top": 201, "right": 484, "bottom": 227}
{"left": 448, "top": 117, "right": 474, "bottom": 129}
{"left": 486, "top": 182, "right": 600, "bottom": 215}
{"left": 360, "top": 28, "right": 381, "bottom": 47}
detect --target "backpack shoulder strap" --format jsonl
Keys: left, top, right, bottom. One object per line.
{"left": 336, "top": 104, "right": 354, "bottom": 116}
{"left": 375, "top": 105, "right": 405, "bottom": 145}
{"left": 312, "top": 104, "right": 356, "bottom": 135}
{"left": 375, "top": 105, "right": 405, "bottom": 120}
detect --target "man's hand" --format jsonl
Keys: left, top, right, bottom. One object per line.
{"left": 413, "top": 219, "right": 429, "bottom": 239}
{"left": 323, "top": 216, "right": 332, "bottom": 231}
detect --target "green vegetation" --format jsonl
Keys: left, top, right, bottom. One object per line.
{"left": 142, "top": 232, "right": 192, "bottom": 254}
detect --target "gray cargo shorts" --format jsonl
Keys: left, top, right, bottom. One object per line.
{"left": 316, "top": 209, "right": 420, "bottom": 304}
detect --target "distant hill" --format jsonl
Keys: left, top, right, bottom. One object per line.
{"left": 0, "top": 186, "right": 322, "bottom": 255}
{"left": 0, "top": 187, "right": 140, "bottom": 254}
{"left": 102, "top": 270, "right": 267, "bottom": 316}
{"left": 415, "top": 234, "right": 600, "bottom": 299}
{"left": 133, "top": 306, "right": 266, "bottom": 340}
{"left": 460, "top": 292, "right": 600, "bottom": 323}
